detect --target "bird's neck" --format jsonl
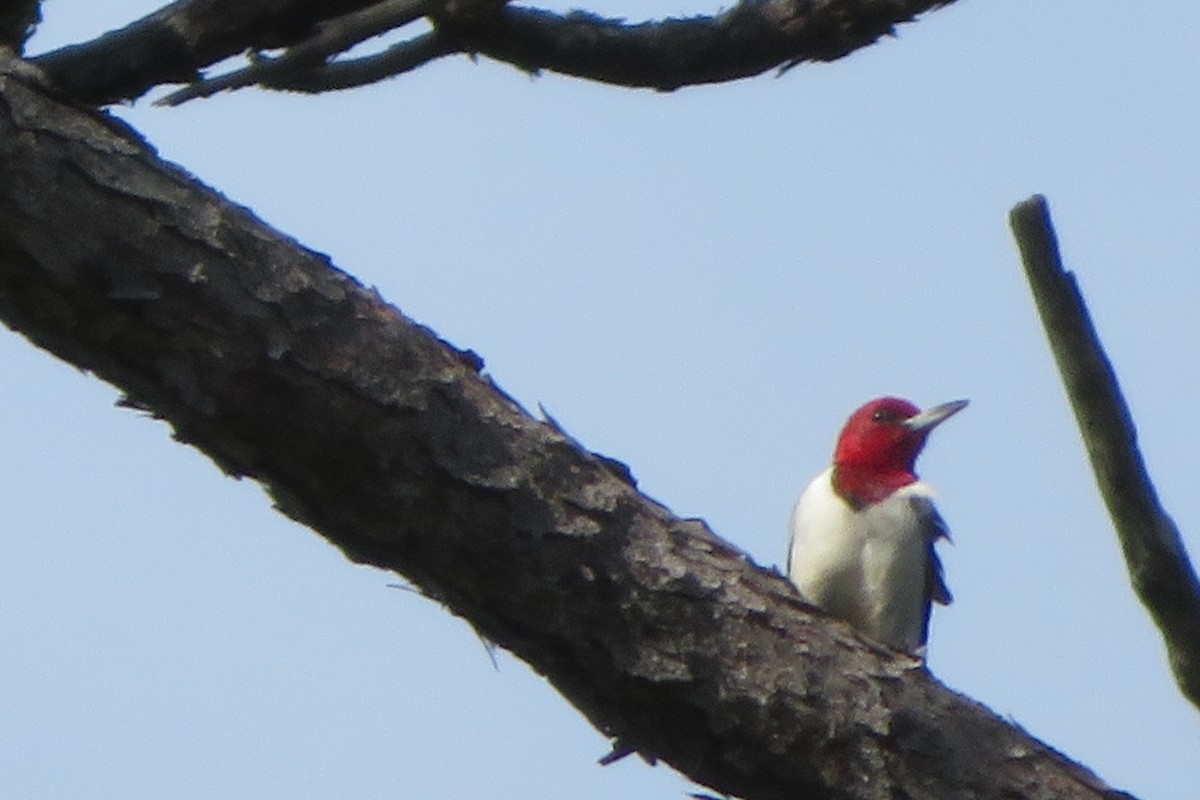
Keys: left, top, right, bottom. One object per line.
{"left": 831, "top": 463, "right": 917, "bottom": 509}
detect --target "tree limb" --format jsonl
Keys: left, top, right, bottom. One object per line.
{"left": 0, "top": 62, "right": 1133, "bottom": 800}
{"left": 154, "top": 0, "right": 435, "bottom": 106}
{"left": 33, "top": 0, "right": 962, "bottom": 106}
{"left": 31, "top": 0, "right": 383, "bottom": 105}
{"left": 237, "top": 31, "right": 453, "bottom": 95}
{"left": 435, "top": 0, "right": 960, "bottom": 91}
{"left": 1009, "top": 195, "right": 1200, "bottom": 714}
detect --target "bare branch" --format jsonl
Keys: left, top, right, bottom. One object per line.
{"left": 0, "top": 60, "right": 1136, "bottom": 800}
{"left": 155, "top": 0, "right": 434, "bottom": 106}
{"left": 245, "top": 32, "right": 454, "bottom": 95}
{"left": 438, "top": 0, "right": 959, "bottom": 91}
{"left": 1010, "top": 194, "right": 1200, "bottom": 714}
{"left": 34, "top": 0, "right": 961, "bottom": 106}
{"left": 31, "top": 0, "right": 382, "bottom": 105}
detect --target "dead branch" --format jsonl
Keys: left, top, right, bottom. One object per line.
{"left": 31, "top": 0, "right": 382, "bottom": 105}
{"left": 1010, "top": 194, "right": 1200, "bottom": 714}
{"left": 155, "top": 0, "right": 434, "bottom": 105}
{"left": 32, "top": 0, "right": 962, "bottom": 106}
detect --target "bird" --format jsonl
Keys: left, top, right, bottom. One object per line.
{"left": 787, "top": 397, "right": 967, "bottom": 653}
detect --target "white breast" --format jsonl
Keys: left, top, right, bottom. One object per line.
{"left": 787, "top": 466, "right": 941, "bottom": 651}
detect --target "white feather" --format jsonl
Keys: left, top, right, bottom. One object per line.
{"left": 787, "top": 466, "right": 948, "bottom": 652}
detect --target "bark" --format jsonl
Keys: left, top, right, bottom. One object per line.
{"left": 0, "top": 62, "right": 1134, "bottom": 800}
{"left": 1010, "top": 196, "right": 1200, "bottom": 714}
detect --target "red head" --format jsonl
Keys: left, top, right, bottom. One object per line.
{"left": 831, "top": 397, "right": 967, "bottom": 507}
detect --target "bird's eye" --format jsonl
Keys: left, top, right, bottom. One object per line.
{"left": 871, "top": 410, "right": 890, "bottom": 422}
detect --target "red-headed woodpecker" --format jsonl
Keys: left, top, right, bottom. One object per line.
{"left": 787, "top": 397, "right": 967, "bottom": 652}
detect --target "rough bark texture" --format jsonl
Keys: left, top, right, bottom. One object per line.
{"left": 1011, "top": 196, "right": 1200, "bottom": 714}
{"left": 0, "top": 63, "right": 1134, "bottom": 800}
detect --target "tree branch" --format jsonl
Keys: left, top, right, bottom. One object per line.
{"left": 154, "top": 0, "right": 435, "bottom": 106}
{"left": 0, "top": 62, "right": 1132, "bottom": 800}
{"left": 31, "top": 0, "right": 383, "bottom": 105}
{"left": 437, "top": 0, "right": 959, "bottom": 91}
{"left": 33, "top": 0, "right": 962, "bottom": 106}
{"left": 230, "top": 32, "right": 454, "bottom": 96}
{"left": 1009, "top": 195, "right": 1200, "bottom": 714}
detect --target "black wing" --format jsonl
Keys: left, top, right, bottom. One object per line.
{"left": 911, "top": 495, "right": 953, "bottom": 645}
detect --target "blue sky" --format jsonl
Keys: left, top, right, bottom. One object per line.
{"left": 3, "top": 1, "right": 1199, "bottom": 798}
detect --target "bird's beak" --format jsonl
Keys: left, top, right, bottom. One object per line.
{"left": 904, "top": 399, "right": 969, "bottom": 433}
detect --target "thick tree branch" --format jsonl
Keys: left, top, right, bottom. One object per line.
{"left": 436, "top": 0, "right": 959, "bottom": 91}
{"left": 31, "top": 0, "right": 382, "bottom": 105}
{"left": 0, "top": 64, "right": 1132, "bottom": 800}
{"left": 33, "top": 0, "right": 961, "bottom": 106}
{"left": 1010, "top": 195, "right": 1200, "bottom": 714}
